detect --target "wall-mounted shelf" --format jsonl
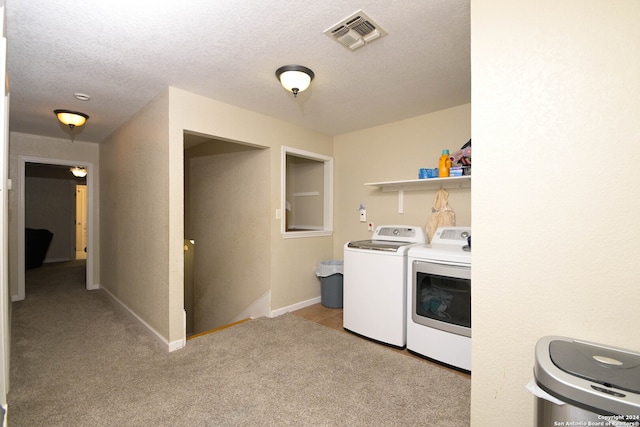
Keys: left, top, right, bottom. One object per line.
{"left": 364, "top": 176, "right": 471, "bottom": 213}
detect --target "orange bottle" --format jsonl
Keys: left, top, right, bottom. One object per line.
{"left": 438, "top": 150, "right": 452, "bottom": 177}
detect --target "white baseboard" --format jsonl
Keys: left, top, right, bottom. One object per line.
{"left": 100, "top": 286, "right": 185, "bottom": 352}
{"left": 270, "top": 296, "right": 321, "bottom": 318}
{"left": 100, "top": 287, "right": 320, "bottom": 350}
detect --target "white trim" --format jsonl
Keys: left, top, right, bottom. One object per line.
{"left": 101, "top": 286, "right": 186, "bottom": 352}
{"left": 168, "top": 338, "right": 186, "bottom": 352}
{"left": 16, "top": 156, "right": 96, "bottom": 301}
{"left": 282, "top": 230, "right": 332, "bottom": 239}
{"left": 269, "top": 296, "right": 321, "bottom": 318}
{"left": 0, "top": 17, "right": 9, "bottom": 409}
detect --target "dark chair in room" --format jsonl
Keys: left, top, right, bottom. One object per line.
{"left": 25, "top": 228, "right": 53, "bottom": 269}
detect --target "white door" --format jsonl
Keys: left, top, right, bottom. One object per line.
{"left": 75, "top": 185, "right": 87, "bottom": 254}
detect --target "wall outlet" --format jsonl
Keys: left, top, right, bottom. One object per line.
{"left": 359, "top": 209, "right": 366, "bottom": 222}
{"left": 367, "top": 222, "right": 374, "bottom": 231}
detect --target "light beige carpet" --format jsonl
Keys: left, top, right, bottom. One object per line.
{"left": 9, "top": 260, "right": 470, "bottom": 426}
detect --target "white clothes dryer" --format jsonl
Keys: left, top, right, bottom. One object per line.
{"left": 407, "top": 227, "right": 471, "bottom": 373}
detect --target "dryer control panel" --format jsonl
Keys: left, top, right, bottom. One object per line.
{"left": 431, "top": 227, "right": 471, "bottom": 249}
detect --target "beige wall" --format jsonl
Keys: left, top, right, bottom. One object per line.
{"left": 333, "top": 104, "right": 471, "bottom": 253}
{"left": 98, "top": 87, "right": 334, "bottom": 349}
{"left": 471, "top": 1, "right": 640, "bottom": 425}
{"left": 8, "top": 132, "right": 100, "bottom": 297}
{"left": 167, "top": 88, "right": 334, "bottom": 341}
{"left": 186, "top": 142, "right": 270, "bottom": 332}
{"left": 100, "top": 90, "right": 172, "bottom": 344}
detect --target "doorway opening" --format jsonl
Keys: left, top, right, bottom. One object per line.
{"left": 183, "top": 131, "right": 270, "bottom": 337}
{"left": 17, "top": 156, "right": 96, "bottom": 301}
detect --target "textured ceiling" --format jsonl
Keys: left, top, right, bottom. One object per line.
{"left": 5, "top": 0, "right": 470, "bottom": 144}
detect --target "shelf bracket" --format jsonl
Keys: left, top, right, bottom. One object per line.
{"left": 398, "top": 189, "right": 404, "bottom": 214}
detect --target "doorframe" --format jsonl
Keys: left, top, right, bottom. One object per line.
{"left": 16, "top": 155, "right": 96, "bottom": 301}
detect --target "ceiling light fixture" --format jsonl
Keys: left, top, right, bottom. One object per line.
{"left": 275, "top": 65, "right": 314, "bottom": 98}
{"left": 70, "top": 166, "right": 87, "bottom": 178}
{"left": 54, "top": 109, "right": 89, "bottom": 130}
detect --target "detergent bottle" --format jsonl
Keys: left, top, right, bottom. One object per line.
{"left": 438, "top": 149, "right": 452, "bottom": 177}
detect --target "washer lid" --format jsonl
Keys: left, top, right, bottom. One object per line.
{"left": 550, "top": 340, "right": 640, "bottom": 394}
{"left": 347, "top": 240, "right": 410, "bottom": 252}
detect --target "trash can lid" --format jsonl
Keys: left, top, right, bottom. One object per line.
{"left": 549, "top": 340, "right": 640, "bottom": 394}
{"left": 534, "top": 336, "right": 640, "bottom": 416}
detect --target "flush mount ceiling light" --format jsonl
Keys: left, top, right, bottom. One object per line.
{"left": 275, "top": 65, "right": 314, "bottom": 98}
{"left": 70, "top": 166, "right": 87, "bottom": 178}
{"left": 54, "top": 109, "right": 89, "bottom": 130}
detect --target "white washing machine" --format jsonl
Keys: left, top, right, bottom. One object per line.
{"left": 343, "top": 225, "right": 427, "bottom": 348}
{"left": 407, "top": 227, "right": 471, "bottom": 372}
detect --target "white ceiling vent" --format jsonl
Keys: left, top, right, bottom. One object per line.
{"left": 324, "top": 10, "right": 387, "bottom": 51}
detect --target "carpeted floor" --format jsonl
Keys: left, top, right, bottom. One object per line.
{"left": 8, "top": 260, "right": 470, "bottom": 426}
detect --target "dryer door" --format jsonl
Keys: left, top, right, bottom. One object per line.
{"left": 411, "top": 260, "right": 471, "bottom": 338}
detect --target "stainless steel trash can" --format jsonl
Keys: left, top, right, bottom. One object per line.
{"left": 533, "top": 336, "right": 640, "bottom": 426}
